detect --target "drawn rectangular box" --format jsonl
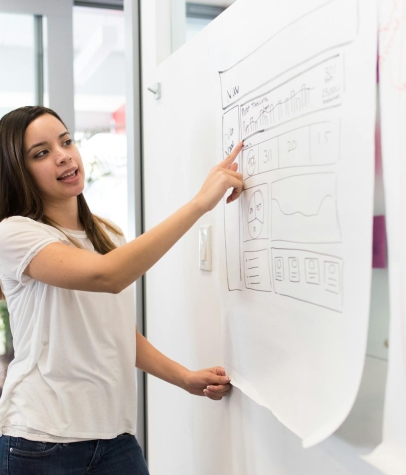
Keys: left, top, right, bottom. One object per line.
{"left": 222, "top": 105, "right": 240, "bottom": 158}
{"left": 288, "top": 257, "right": 300, "bottom": 282}
{"left": 271, "top": 248, "right": 343, "bottom": 312}
{"left": 309, "top": 121, "right": 339, "bottom": 165}
{"left": 324, "top": 261, "right": 340, "bottom": 294}
{"left": 271, "top": 172, "right": 341, "bottom": 244}
{"left": 242, "top": 183, "right": 269, "bottom": 242}
{"left": 274, "top": 256, "right": 284, "bottom": 281}
{"left": 278, "top": 126, "right": 310, "bottom": 169}
{"left": 239, "top": 55, "right": 343, "bottom": 141}
{"left": 305, "top": 257, "right": 320, "bottom": 284}
{"left": 258, "top": 138, "right": 279, "bottom": 173}
{"left": 244, "top": 249, "right": 272, "bottom": 292}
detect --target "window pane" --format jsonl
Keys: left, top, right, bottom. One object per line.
{"left": 0, "top": 13, "right": 36, "bottom": 119}
{"left": 73, "top": 6, "right": 128, "bottom": 236}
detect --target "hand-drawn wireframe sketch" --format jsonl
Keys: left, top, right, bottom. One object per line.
{"left": 271, "top": 173, "right": 341, "bottom": 243}
{"left": 244, "top": 249, "right": 272, "bottom": 292}
{"left": 272, "top": 248, "right": 343, "bottom": 312}
{"left": 242, "top": 183, "right": 269, "bottom": 242}
{"left": 216, "top": 0, "right": 376, "bottom": 447}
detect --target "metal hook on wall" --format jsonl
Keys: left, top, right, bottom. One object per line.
{"left": 147, "top": 83, "right": 161, "bottom": 100}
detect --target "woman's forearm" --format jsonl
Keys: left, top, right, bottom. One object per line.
{"left": 135, "top": 329, "right": 233, "bottom": 400}
{"left": 135, "top": 329, "right": 189, "bottom": 390}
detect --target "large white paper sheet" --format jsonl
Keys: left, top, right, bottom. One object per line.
{"left": 213, "top": 0, "right": 377, "bottom": 446}
{"left": 364, "top": 1, "right": 406, "bottom": 473}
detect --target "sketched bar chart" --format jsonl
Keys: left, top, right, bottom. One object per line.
{"left": 271, "top": 173, "right": 341, "bottom": 243}
{"left": 271, "top": 248, "right": 343, "bottom": 312}
{"left": 244, "top": 249, "right": 272, "bottom": 292}
{"left": 240, "top": 55, "right": 342, "bottom": 140}
{"left": 242, "top": 183, "right": 269, "bottom": 242}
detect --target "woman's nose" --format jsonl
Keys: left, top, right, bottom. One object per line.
{"left": 56, "top": 149, "right": 71, "bottom": 164}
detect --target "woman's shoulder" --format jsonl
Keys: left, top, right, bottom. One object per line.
{"left": 0, "top": 216, "right": 45, "bottom": 231}
{"left": 0, "top": 216, "right": 68, "bottom": 242}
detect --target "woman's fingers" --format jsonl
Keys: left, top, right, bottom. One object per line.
{"left": 203, "top": 383, "right": 232, "bottom": 400}
{"left": 195, "top": 143, "right": 244, "bottom": 212}
{"left": 224, "top": 171, "right": 243, "bottom": 203}
{"left": 220, "top": 141, "right": 244, "bottom": 169}
{"left": 228, "top": 162, "right": 238, "bottom": 172}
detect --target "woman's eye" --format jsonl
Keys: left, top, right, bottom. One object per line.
{"left": 34, "top": 150, "right": 48, "bottom": 158}
{"left": 64, "top": 139, "right": 72, "bottom": 146}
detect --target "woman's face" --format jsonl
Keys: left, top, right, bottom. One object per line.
{"left": 24, "top": 113, "right": 85, "bottom": 205}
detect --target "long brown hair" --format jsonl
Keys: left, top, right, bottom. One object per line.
{"left": 0, "top": 106, "right": 123, "bottom": 300}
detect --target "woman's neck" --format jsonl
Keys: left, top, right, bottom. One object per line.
{"left": 43, "top": 197, "right": 84, "bottom": 231}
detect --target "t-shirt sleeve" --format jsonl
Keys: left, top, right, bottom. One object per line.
{"left": 0, "top": 217, "right": 60, "bottom": 284}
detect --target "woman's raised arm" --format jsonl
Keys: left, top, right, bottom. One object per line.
{"left": 24, "top": 142, "right": 244, "bottom": 293}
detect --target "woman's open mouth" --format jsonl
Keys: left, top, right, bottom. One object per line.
{"left": 57, "top": 169, "right": 79, "bottom": 182}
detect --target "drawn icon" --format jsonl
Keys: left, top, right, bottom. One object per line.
{"left": 275, "top": 257, "right": 284, "bottom": 281}
{"left": 325, "top": 261, "right": 340, "bottom": 294}
{"left": 288, "top": 257, "right": 300, "bottom": 282}
{"left": 248, "top": 190, "right": 264, "bottom": 239}
{"left": 305, "top": 258, "right": 320, "bottom": 284}
{"left": 247, "top": 148, "right": 256, "bottom": 176}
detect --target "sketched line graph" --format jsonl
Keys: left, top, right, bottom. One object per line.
{"left": 272, "top": 193, "right": 335, "bottom": 217}
{"left": 271, "top": 173, "right": 341, "bottom": 244}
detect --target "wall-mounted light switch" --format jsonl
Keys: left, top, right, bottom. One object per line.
{"left": 199, "top": 226, "right": 212, "bottom": 271}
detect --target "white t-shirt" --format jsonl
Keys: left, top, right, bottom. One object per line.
{"left": 0, "top": 216, "right": 137, "bottom": 443}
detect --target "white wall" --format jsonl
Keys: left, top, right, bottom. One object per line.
{"left": 140, "top": 2, "right": 389, "bottom": 473}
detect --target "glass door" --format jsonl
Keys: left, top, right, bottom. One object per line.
{"left": 0, "top": 0, "right": 74, "bottom": 396}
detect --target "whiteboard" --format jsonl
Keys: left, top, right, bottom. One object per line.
{"left": 141, "top": 2, "right": 387, "bottom": 473}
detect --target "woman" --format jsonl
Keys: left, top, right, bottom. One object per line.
{"left": 0, "top": 106, "right": 243, "bottom": 474}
